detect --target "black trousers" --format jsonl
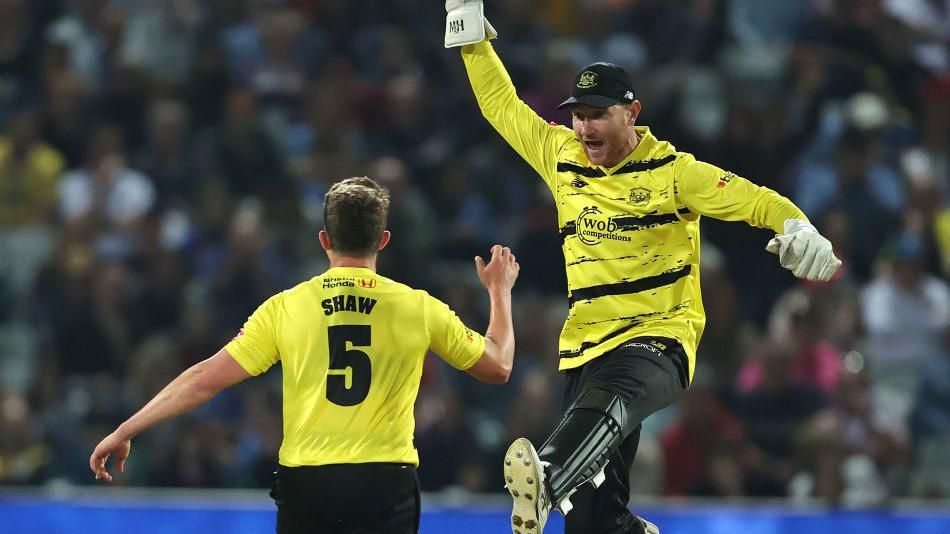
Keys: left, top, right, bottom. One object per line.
{"left": 271, "top": 463, "right": 420, "bottom": 534}
{"left": 556, "top": 337, "right": 689, "bottom": 534}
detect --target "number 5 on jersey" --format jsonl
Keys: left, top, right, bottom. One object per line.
{"left": 326, "top": 325, "right": 372, "bottom": 406}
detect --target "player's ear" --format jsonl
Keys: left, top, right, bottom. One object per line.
{"left": 377, "top": 231, "right": 391, "bottom": 251}
{"left": 627, "top": 100, "right": 641, "bottom": 125}
{"left": 318, "top": 230, "right": 332, "bottom": 251}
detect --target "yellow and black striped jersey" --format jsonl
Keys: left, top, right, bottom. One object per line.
{"left": 225, "top": 267, "right": 485, "bottom": 467}
{"left": 461, "top": 41, "right": 807, "bottom": 381}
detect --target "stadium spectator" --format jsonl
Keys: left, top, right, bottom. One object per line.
{"left": 0, "top": 108, "right": 64, "bottom": 228}
{"left": 660, "top": 386, "right": 746, "bottom": 497}
{"left": 739, "top": 292, "right": 843, "bottom": 395}
{"left": 798, "top": 365, "right": 906, "bottom": 505}
{"left": 0, "top": 108, "right": 63, "bottom": 311}
{"left": 910, "top": 328, "right": 950, "bottom": 448}
{"left": 908, "top": 328, "right": 950, "bottom": 498}
{"left": 733, "top": 340, "right": 828, "bottom": 496}
{"left": 57, "top": 124, "right": 156, "bottom": 260}
{"left": 134, "top": 98, "right": 202, "bottom": 207}
{"left": 415, "top": 390, "right": 482, "bottom": 492}
{"left": 861, "top": 231, "right": 950, "bottom": 435}
{"left": 0, "top": 391, "right": 50, "bottom": 484}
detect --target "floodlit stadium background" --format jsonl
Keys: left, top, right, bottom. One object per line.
{"left": 0, "top": 0, "right": 948, "bottom": 532}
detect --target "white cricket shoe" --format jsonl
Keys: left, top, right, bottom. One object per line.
{"left": 504, "top": 438, "right": 551, "bottom": 534}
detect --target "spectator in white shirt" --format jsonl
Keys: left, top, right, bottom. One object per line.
{"left": 59, "top": 124, "right": 155, "bottom": 226}
{"left": 861, "top": 231, "right": 950, "bottom": 435}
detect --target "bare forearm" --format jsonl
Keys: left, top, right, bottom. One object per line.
{"left": 484, "top": 287, "right": 514, "bottom": 369}
{"left": 116, "top": 363, "right": 219, "bottom": 440}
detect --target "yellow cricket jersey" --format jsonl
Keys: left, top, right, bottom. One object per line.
{"left": 225, "top": 266, "right": 486, "bottom": 467}
{"left": 0, "top": 138, "right": 64, "bottom": 226}
{"left": 462, "top": 41, "right": 807, "bottom": 380}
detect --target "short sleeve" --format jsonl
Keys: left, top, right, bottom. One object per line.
{"left": 225, "top": 294, "right": 282, "bottom": 375}
{"left": 424, "top": 293, "right": 486, "bottom": 370}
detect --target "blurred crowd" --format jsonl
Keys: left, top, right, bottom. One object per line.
{"left": 0, "top": 0, "right": 948, "bottom": 506}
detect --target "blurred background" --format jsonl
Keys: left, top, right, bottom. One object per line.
{"left": 0, "top": 0, "right": 948, "bottom": 526}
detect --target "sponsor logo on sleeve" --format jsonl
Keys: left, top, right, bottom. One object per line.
{"left": 717, "top": 172, "right": 735, "bottom": 189}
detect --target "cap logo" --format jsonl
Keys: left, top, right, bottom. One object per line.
{"left": 577, "top": 71, "right": 598, "bottom": 89}
{"left": 624, "top": 90, "right": 634, "bottom": 100}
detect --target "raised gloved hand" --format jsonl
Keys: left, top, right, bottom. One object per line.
{"left": 445, "top": 0, "right": 497, "bottom": 48}
{"left": 765, "top": 219, "right": 842, "bottom": 282}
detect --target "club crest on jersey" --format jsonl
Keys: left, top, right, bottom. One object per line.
{"left": 577, "top": 71, "right": 598, "bottom": 88}
{"left": 629, "top": 187, "right": 651, "bottom": 206}
{"left": 359, "top": 278, "right": 376, "bottom": 288}
{"left": 576, "top": 207, "right": 631, "bottom": 245}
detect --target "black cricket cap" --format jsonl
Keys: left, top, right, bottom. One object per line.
{"left": 558, "top": 62, "right": 636, "bottom": 109}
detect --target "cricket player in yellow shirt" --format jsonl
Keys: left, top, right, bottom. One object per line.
{"left": 444, "top": 2, "right": 842, "bottom": 533}
{"left": 90, "top": 176, "right": 521, "bottom": 533}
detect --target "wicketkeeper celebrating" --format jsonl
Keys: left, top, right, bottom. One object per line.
{"left": 444, "top": 2, "right": 841, "bottom": 533}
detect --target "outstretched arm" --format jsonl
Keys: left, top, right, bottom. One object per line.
{"left": 458, "top": 40, "right": 573, "bottom": 185}
{"left": 675, "top": 155, "right": 806, "bottom": 231}
{"left": 89, "top": 349, "right": 252, "bottom": 482}
{"left": 675, "top": 156, "right": 840, "bottom": 281}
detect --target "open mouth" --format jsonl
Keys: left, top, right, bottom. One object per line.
{"left": 584, "top": 140, "right": 605, "bottom": 150}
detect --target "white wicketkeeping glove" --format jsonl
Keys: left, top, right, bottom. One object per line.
{"left": 445, "top": 0, "right": 497, "bottom": 48}
{"left": 765, "top": 219, "right": 842, "bottom": 282}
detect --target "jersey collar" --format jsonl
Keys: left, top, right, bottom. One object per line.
{"left": 326, "top": 266, "right": 377, "bottom": 275}
{"left": 601, "top": 126, "right": 656, "bottom": 175}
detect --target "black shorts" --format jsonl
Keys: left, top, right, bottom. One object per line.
{"left": 561, "top": 336, "right": 688, "bottom": 534}
{"left": 271, "top": 463, "right": 420, "bottom": 534}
